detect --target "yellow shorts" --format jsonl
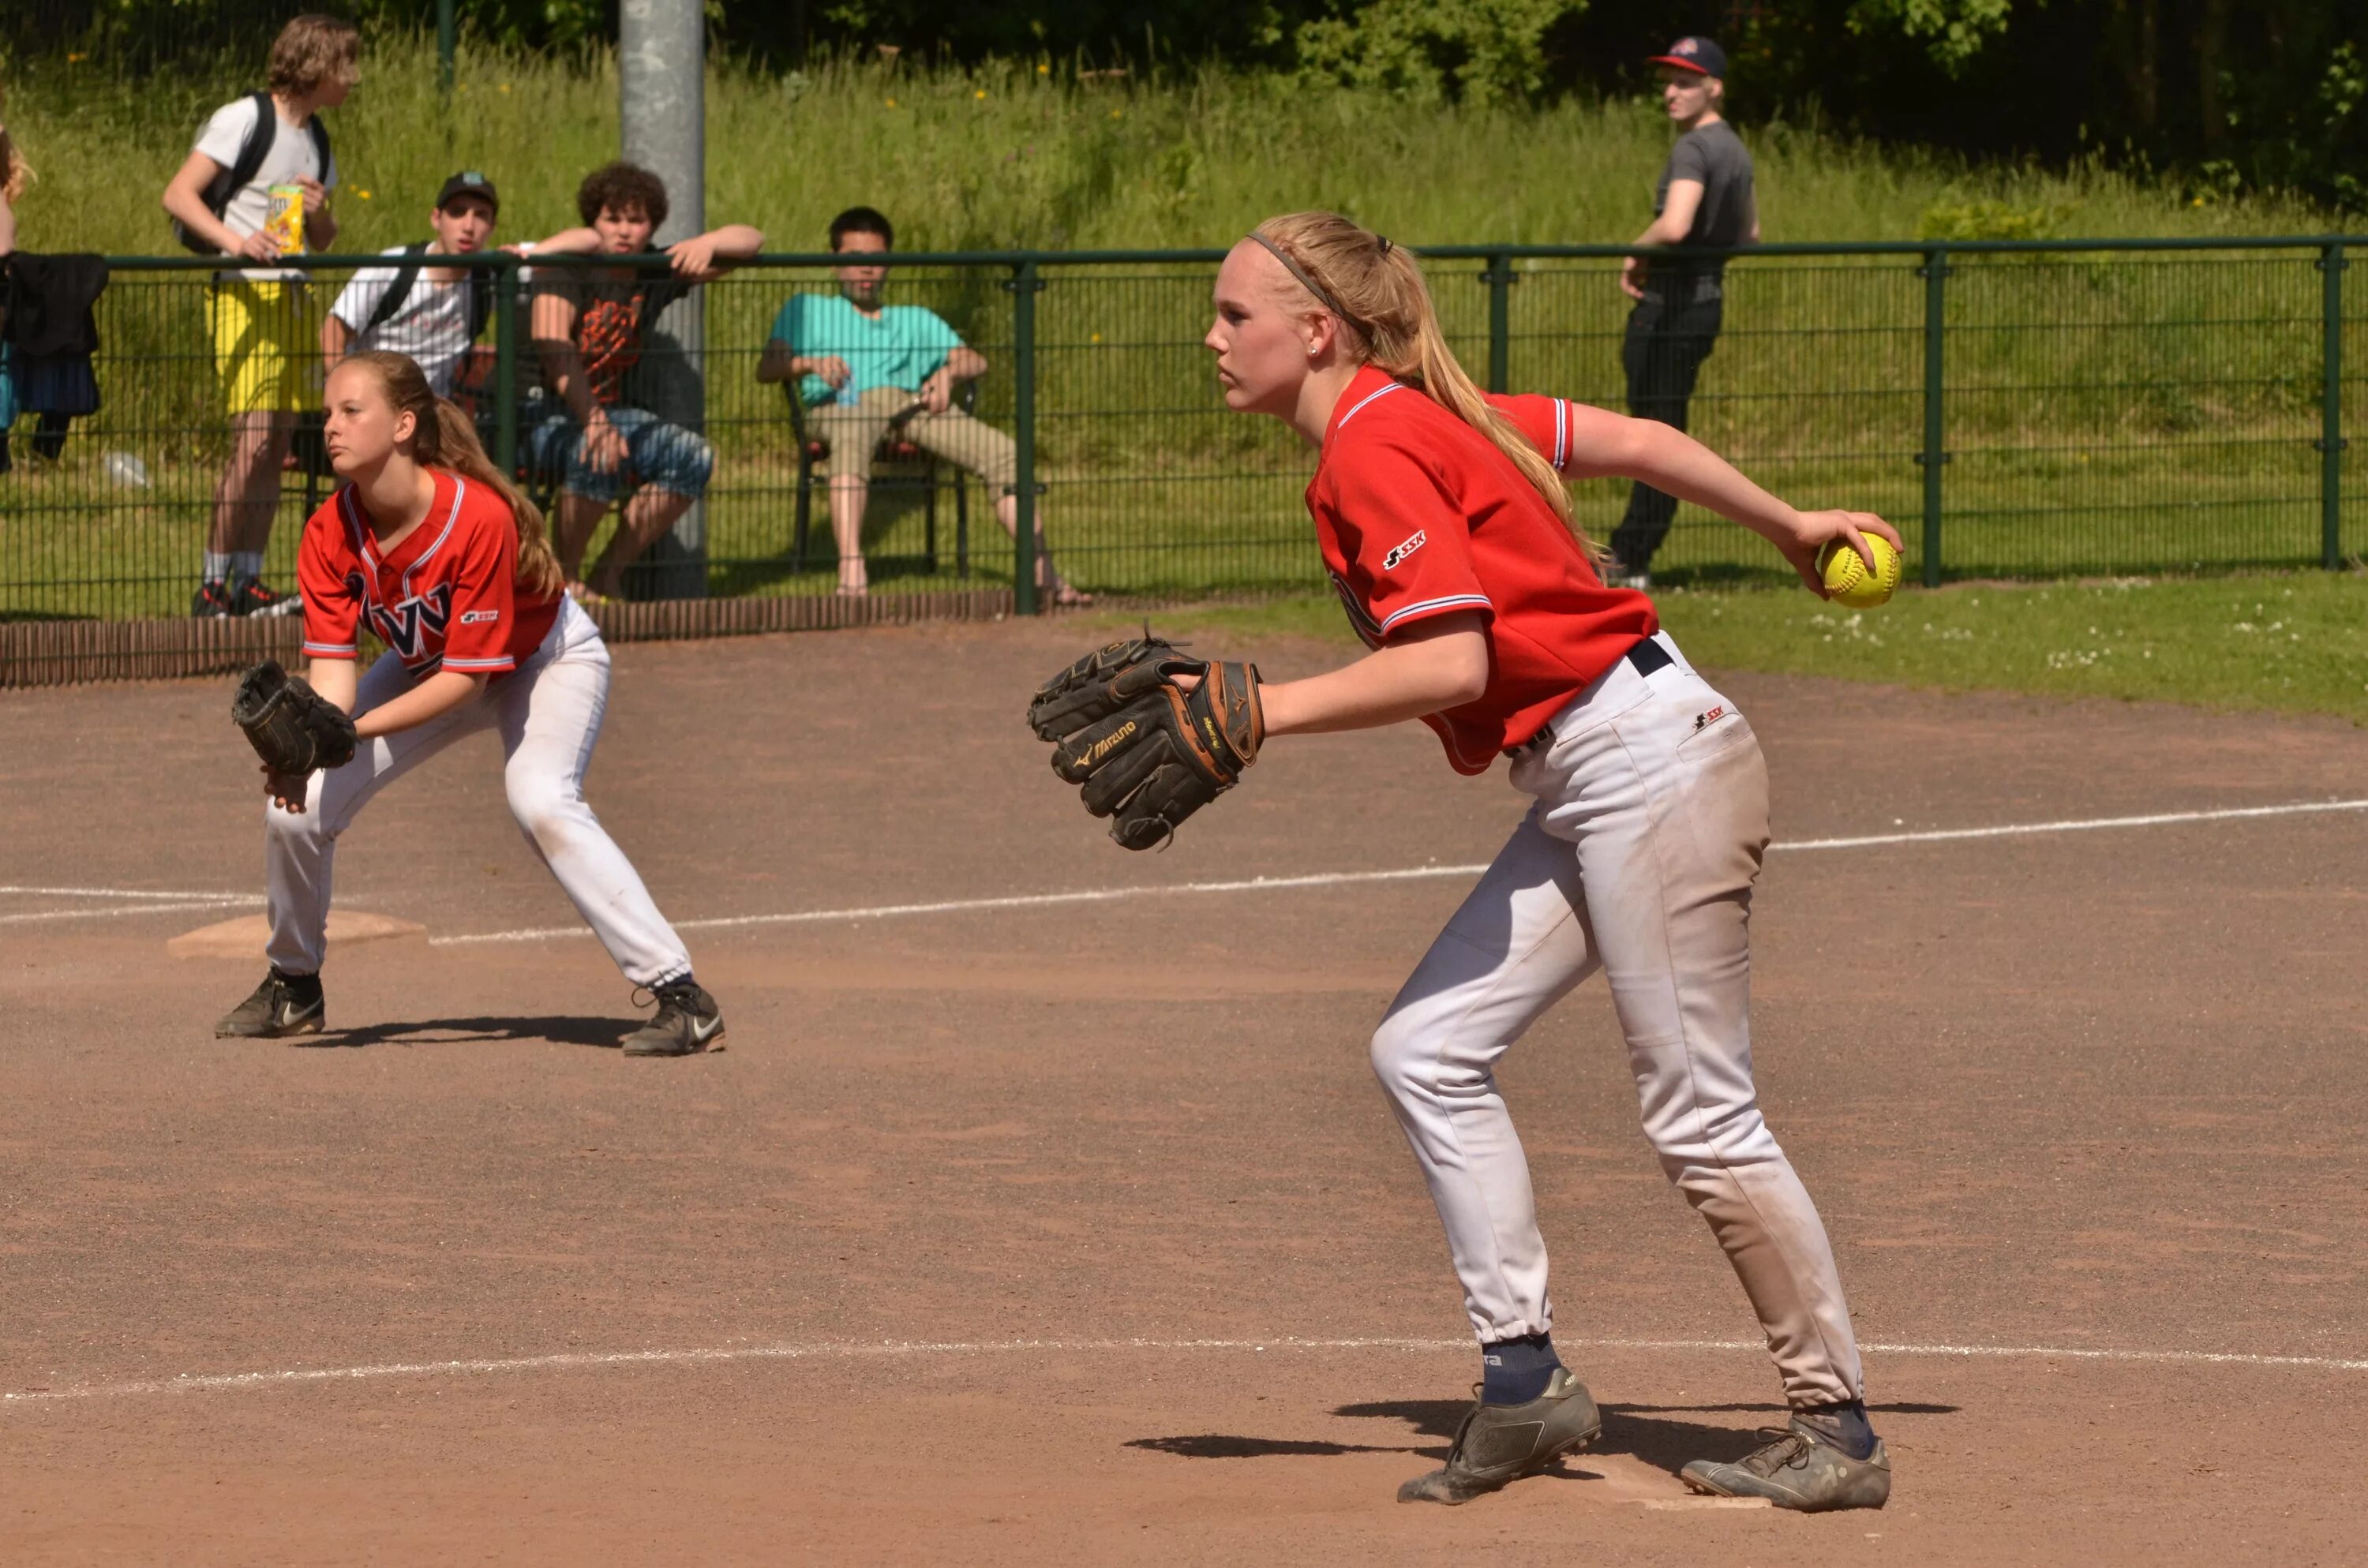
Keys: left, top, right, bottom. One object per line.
{"left": 210, "top": 279, "right": 317, "bottom": 415}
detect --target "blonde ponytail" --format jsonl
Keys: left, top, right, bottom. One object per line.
{"left": 1251, "top": 212, "right": 1596, "bottom": 559}
{"left": 339, "top": 350, "right": 565, "bottom": 601}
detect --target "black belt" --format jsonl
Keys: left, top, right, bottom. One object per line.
{"left": 1504, "top": 638, "right": 1673, "bottom": 759}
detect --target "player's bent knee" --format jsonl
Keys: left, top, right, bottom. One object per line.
{"left": 1367, "top": 1012, "right": 1436, "bottom": 1101}
{"left": 504, "top": 782, "right": 582, "bottom": 853}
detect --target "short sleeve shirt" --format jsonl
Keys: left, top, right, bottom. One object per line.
{"left": 1655, "top": 120, "right": 1754, "bottom": 290}
{"left": 299, "top": 469, "right": 562, "bottom": 678}
{"left": 192, "top": 95, "right": 339, "bottom": 283}
{"left": 768, "top": 294, "right": 963, "bottom": 408}
{"left": 1306, "top": 368, "right": 1658, "bottom": 774}
{"left": 329, "top": 245, "right": 479, "bottom": 396}
{"left": 534, "top": 271, "right": 693, "bottom": 407}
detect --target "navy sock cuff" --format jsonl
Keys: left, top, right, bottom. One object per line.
{"left": 1479, "top": 1331, "right": 1561, "bottom": 1405}
{"left": 1799, "top": 1398, "right": 1877, "bottom": 1460}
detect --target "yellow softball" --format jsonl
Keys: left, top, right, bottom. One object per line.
{"left": 1817, "top": 533, "right": 1902, "bottom": 609}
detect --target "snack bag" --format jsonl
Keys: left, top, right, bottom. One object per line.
{"left": 264, "top": 183, "right": 305, "bottom": 256}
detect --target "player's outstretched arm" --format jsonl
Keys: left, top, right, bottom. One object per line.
{"left": 1560, "top": 402, "right": 1900, "bottom": 593}
{"left": 350, "top": 670, "right": 486, "bottom": 740}
{"left": 1258, "top": 612, "right": 1489, "bottom": 737}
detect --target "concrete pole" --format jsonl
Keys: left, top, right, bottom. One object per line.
{"left": 619, "top": 0, "right": 707, "bottom": 599}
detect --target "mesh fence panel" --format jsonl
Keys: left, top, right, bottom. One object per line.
{"left": 2, "top": 241, "right": 2361, "bottom": 680}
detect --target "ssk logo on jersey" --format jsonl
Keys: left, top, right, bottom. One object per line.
{"left": 367, "top": 583, "right": 455, "bottom": 661}
{"left": 1382, "top": 530, "right": 1427, "bottom": 571}
{"left": 459, "top": 608, "right": 500, "bottom": 625}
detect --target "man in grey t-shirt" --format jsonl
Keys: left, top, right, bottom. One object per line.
{"left": 1609, "top": 35, "right": 1758, "bottom": 586}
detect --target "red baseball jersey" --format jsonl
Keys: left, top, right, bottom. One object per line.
{"left": 1305, "top": 367, "right": 1658, "bottom": 774}
{"left": 298, "top": 468, "right": 561, "bottom": 679}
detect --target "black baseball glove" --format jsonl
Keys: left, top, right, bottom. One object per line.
{"left": 1026, "top": 634, "right": 1264, "bottom": 851}
{"left": 231, "top": 661, "right": 359, "bottom": 777}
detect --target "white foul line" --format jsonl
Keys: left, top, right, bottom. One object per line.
{"left": 6, "top": 1331, "right": 2362, "bottom": 1409}
{"left": 1774, "top": 796, "right": 2368, "bottom": 852}
{"left": 431, "top": 796, "right": 2368, "bottom": 949}
{"left": 0, "top": 885, "right": 259, "bottom": 902}
{"left": 0, "top": 899, "right": 257, "bottom": 927}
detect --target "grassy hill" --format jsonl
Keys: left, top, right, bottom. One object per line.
{"left": 2, "top": 36, "right": 2345, "bottom": 258}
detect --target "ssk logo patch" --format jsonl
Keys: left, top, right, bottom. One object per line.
{"left": 459, "top": 608, "right": 500, "bottom": 625}
{"left": 1382, "top": 530, "right": 1427, "bottom": 571}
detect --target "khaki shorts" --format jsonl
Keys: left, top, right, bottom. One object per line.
{"left": 810, "top": 387, "right": 1017, "bottom": 492}
{"left": 211, "top": 279, "right": 318, "bottom": 415}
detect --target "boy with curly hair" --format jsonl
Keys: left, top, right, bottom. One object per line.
{"left": 527, "top": 161, "right": 762, "bottom": 601}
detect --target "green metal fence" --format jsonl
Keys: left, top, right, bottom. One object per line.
{"left": 1, "top": 238, "right": 2360, "bottom": 681}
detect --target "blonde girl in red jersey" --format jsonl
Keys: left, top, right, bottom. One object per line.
{"left": 212, "top": 350, "right": 724, "bottom": 1057}
{"left": 1203, "top": 214, "right": 1902, "bottom": 1511}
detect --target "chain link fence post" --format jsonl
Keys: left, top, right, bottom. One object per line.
{"left": 1918, "top": 246, "right": 1950, "bottom": 588}
{"left": 1008, "top": 256, "right": 1043, "bottom": 614}
{"left": 1485, "top": 253, "right": 1512, "bottom": 394}
{"left": 492, "top": 259, "right": 519, "bottom": 479}
{"left": 2321, "top": 241, "right": 2347, "bottom": 571}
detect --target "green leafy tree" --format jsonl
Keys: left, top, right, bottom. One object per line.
{"left": 1293, "top": 0, "right": 1585, "bottom": 104}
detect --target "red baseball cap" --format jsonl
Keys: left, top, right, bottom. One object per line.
{"left": 1647, "top": 36, "right": 1726, "bottom": 77}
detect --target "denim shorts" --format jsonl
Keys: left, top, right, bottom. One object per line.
{"left": 528, "top": 404, "right": 714, "bottom": 505}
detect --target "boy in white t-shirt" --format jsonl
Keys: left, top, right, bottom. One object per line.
{"left": 159, "top": 13, "right": 357, "bottom": 619}
{"left": 322, "top": 172, "right": 501, "bottom": 399}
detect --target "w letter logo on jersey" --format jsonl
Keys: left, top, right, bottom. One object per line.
{"left": 1383, "top": 530, "right": 1428, "bottom": 571}
{"left": 367, "top": 583, "right": 455, "bottom": 661}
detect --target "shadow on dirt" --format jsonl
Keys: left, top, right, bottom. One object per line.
{"left": 296, "top": 1015, "right": 638, "bottom": 1050}
{"left": 1130, "top": 1397, "right": 1958, "bottom": 1473}
{"left": 1126, "top": 1435, "right": 1425, "bottom": 1460}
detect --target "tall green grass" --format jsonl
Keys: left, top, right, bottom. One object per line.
{"left": 4, "top": 34, "right": 2348, "bottom": 258}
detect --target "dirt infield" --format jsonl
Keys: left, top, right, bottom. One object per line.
{"left": 4, "top": 621, "right": 2364, "bottom": 1566}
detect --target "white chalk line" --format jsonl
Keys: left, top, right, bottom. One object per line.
{"left": 6, "top": 1331, "right": 2362, "bottom": 1409}
{"left": 0, "top": 899, "right": 257, "bottom": 927}
{"left": 0, "top": 884, "right": 260, "bottom": 902}
{"left": 432, "top": 796, "right": 2368, "bottom": 949}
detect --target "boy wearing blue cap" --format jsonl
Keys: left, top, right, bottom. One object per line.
{"left": 1609, "top": 36, "right": 1757, "bottom": 587}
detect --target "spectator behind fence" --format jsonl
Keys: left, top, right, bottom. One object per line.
{"left": 0, "top": 80, "right": 20, "bottom": 253}
{"left": 321, "top": 171, "right": 501, "bottom": 399}
{"left": 756, "top": 207, "right": 1089, "bottom": 604}
{"left": 0, "top": 83, "right": 24, "bottom": 472}
{"left": 527, "top": 162, "right": 762, "bottom": 602}
{"left": 1609, "top": 34, "right": 1756, "bottom": 589}
{"left": 160, "top": 12, "right": 357, "bottom": 619}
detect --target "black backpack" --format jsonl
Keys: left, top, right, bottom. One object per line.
{"left": 171, "top": 92, "right": 333, "bottom": 255}
{"left": 360, "top": 241, "right": 496, "bottom": 344}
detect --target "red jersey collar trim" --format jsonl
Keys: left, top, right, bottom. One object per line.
{"left": 344, "top": 469, "right": 463, "bottom": 580}
{"left": 1323, "top": 365, "right": 1407, "bottom": 446}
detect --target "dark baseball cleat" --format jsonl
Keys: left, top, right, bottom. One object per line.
{"left": 230, "top": 574, "right": 298, "bottom": 618}
{"left": 1680, "top": 1417, "right": 1892, "bottom": 1511}
{"left": 192, "top": 578, "right": 236, "bottom": 618}
{"left": 1396, "top": 1367, "right": 1602, "bottom": 1505}
{"left": 215, "top": 969, "right": 325, "bottom": 1038}
{"left": 622, "top": 981, "right": 725, "bottom": 1057}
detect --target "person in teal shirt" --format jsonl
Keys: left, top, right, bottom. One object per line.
{"left": 758, "top": 207, "right": 1087, "bottom": 602}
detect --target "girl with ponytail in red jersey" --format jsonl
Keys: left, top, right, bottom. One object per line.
{"left": 1201, "top": 214, "right": 1899, "bottom": 1511}
{"left": 212, "top": 350, "right": 724, "bottom": 1057}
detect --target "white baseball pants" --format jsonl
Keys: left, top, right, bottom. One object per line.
{"left": 1371, "top": 631, "right": 1864, "bottom": 1408}
{"left": 264, "top": 597, "right": 695, "bottom": 989}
